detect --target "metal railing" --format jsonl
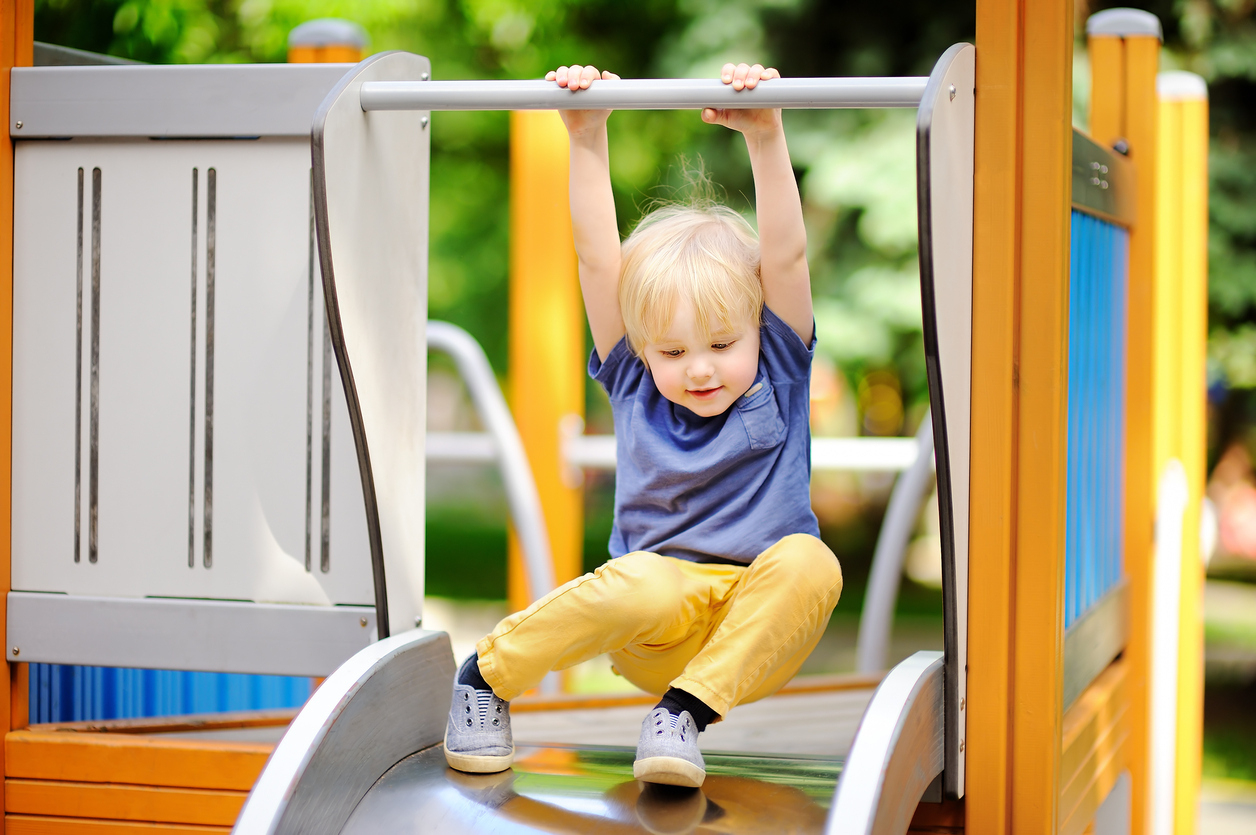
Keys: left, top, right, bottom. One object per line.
{"left": 360, "top": 77, "right": 928, "bottom": 112}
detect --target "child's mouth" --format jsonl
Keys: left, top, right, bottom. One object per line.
{"left": 689, "top": 387, "right": 722, "bottom": 400}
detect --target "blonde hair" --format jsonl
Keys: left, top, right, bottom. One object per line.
{"left": 619, "top": 203, "right": 763, "bottom": 356}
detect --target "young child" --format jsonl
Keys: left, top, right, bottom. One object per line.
{"left": 444, "top": 62, "right": 842, "bottom": 788}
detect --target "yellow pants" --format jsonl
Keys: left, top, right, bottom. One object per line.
{"left": 476, "top": 533, "right": 843, "bottom": 718}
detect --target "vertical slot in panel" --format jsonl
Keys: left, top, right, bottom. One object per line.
{"left": 204, "top": 168, "right": 216, "bottom": 568}
{"left": 74, "top": 168, "right": 84, "bottom": 563}
{"left": 89, "top": 167, "right": 101, "bottom": 564}
{"left": 188, "top": 168, "right": 199, "bottom": 568}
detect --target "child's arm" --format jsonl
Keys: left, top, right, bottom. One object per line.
{"left": 701, "top": 63, "right": 813, "bottom": 344}
{"left": 547, "top": 65, "right": 625, "bottom": 362}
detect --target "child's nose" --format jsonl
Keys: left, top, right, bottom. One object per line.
{"left": 687, "top": 360, "right": 713, "bottom": 380}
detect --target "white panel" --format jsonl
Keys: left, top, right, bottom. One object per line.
{"left": 314, "top": 53, "right": 431, "bottom": 636}
{"left": 12, "top": 138, "right": 371, "bottom": 608}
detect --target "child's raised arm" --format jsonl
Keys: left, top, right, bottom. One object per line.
{"left": 547, "top": 65, "right": 625, "bottom": 362}
{"left": 700, "top": 63, "right": 813, "bottom": 344}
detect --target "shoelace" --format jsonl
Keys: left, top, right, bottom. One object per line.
{"left": 652, "top": 710, "right": 691, "bottom": 742}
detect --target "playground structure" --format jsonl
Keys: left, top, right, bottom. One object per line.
{"left": 0, "top": 4, "right": 1211, "bottom": 835}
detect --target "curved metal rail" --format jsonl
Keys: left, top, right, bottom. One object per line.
{"left": 826, "top": 651, "right": 945, "bottom": 835}
{"left": 427, "top": 321, "right": 555, "bottom": 603}
{"left": 855, "top": 419, "right": 936, "bottom": 673}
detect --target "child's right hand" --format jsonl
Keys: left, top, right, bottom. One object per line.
{"left": 546, "top": 65, "right": 620, "bottom": 136}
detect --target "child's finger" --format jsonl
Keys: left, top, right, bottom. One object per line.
{"left": 567, "top": 65, "right": 585, "bottom": 89}
{"left": 701, "top": 107, "right": 726, "bottom": 125}
{"left": 602, "top": 70, "right": 620, "bottom": 81}
{"left": 581, "top": 65, "right": 600, "bottom": 88}
{"left": 762, "top": 67, "right": 781, "bottom": 80}
{"left": 545, "top": 70, "right": 557, "bottom": 81}
{"left": 721, "top": 63, "right": 736, "bottom": 84}
{"left": 745, "top": 64, "right": 764, "bottom": 89}
{"left": 555, "top": 66, "right": 570, "bottom": 87}
{"left": 732, "top": 62, "right": 750, "bottom": 90}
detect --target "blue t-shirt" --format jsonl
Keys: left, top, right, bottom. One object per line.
{"left": 590, "top": 305, "right": 821, "bottom": 565}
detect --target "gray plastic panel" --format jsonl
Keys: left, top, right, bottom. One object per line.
{"left": 11, "top": 64, "right": 352, "bottom": 138}
{"left": 7, "top": 591, "right": 375, "bottom": 676}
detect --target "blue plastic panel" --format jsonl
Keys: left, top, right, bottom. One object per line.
{"left": 29, "top": 663, "right": 311, "bottom": 724}
{"left": 1064, "top": 210, "right": 1129, "bottom": 629}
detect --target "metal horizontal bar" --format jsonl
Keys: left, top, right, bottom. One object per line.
{"left": 360, "top": 77, "right": 928, "bottom": 112}
{"left": 426, "top": 430, "right": 497, "bottom": 463}
{"left": 7, "top": 592, "right": 376, "bottom": 676}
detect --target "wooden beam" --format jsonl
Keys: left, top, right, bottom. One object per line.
{"left": 5, "top": 733, "right": 271, "bottom": 792}
{"left": 966, "top": 0, "right": 1023, "bottom": 827}
{"left": 1059, "top": 660, "right": 1131, "bottom": 835}
{"left": 5, "top": 781, "right": 245, "bottom": 827}
{"left": 5, "top": 815, "right": 229, "bottom": 833}
{"left": 2, "top": 3, "right": 35, "bottom": 831}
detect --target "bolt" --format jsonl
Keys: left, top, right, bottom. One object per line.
{"left": 420, "top": 72, "right": 429, "bottom": 81}
{"left": 359, "top": 617, "right": 368, "bottom": 627}
{"left": 421, "top": 116, "right": 429, "bottom": 129}
{"left": 10, "top": 647, "right": 18, "bottom": 657}
{"left": 960, "top": 698, "right": 966, "bottom": 710}
{"left": 948, "top": 84, "right": 956, "bottom": 101}
{"left": 14, "top": 121, "right": 21, "bottom": 130}
{"left": 959, "top": 739, "right": 965, "bottom": 752}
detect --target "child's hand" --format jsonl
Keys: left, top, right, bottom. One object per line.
{"left": 546, "top": 65, "right": 620, "bottom": 137}
{"left": 701, "top": 63, "right": 783, "bottom": 138}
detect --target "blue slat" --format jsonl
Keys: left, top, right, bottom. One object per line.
{"left": 29, "top": 664, "right": 312, "bottom": 723}
{"left": 1064, "top": 211, "right": 1128, "bottom": 630}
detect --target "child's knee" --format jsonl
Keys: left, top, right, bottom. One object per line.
{"left": 596, "top": 552, "right": 685, "bottom": 620}
{"left": 767, "top": 534, "right": 843, "bottom": 604}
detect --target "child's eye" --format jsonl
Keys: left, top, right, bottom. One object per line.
{"left": 711, "top": 342, "right": 732, "bottom": 351}
{"left": 662, "top": 349, "right": 684, "bottom": 358}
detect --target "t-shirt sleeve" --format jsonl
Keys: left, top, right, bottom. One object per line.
{"left": 589, "top": 336, "right": 645, "bottom": 401}
{"left": 760, "top": 305, "right": 816, "bottom": 383}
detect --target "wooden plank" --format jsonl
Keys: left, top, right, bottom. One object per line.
{"left": 24, "top": 710, "right": 295, "bottom": 737}
{"left": 1009, "top": 0, "right": 1075, "bottom": 830}
{"left": 966, "top": 0, "right": 1024, "bottom": 829}
{"left": 2, "top": 3, "right": 34, "bottom": 831}
{"left": 5, "top": 815, "right": 228, "bottom": 834}
{"left": 1059, "top": 660, "right": 1130, "bottom": 828}
{"left": 5, "top": 733, "right": 271, "bottom": 792}
{"left": 6, "top": 781, "right": 245, "bottom": 827}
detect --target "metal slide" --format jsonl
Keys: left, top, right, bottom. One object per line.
{"left": 235, "top": 43, "right": 972, "bottom": 835}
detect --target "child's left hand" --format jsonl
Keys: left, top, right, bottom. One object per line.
{"left": 702, "top": 63, "right": 783, "bottom": 137}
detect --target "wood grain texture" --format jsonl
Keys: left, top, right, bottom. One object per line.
{"left": 5, "top": 781, "right": 245, "bottom": 827}
{"left": 1059, "top": 660, "right": 1130, "bottom": 835}
{"left": 5, "top": 815, "right": 228, "bottom": 834}
{"left": 1009, "top": 0, "right": 1074, "bottom": 830}
{"left": 5, "top": 732, "right": 272, "bottom": 792}
{"left": 966, "top": 0, "right": 1023, "bottom": 829}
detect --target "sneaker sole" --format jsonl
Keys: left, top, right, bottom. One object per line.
{"left": 443, "top": 730, "right": 515, "bottom": 774}
{"left": 633, "top": 755, "right": 706, "bottom": 788}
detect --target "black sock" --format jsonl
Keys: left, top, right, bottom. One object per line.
{"left": 457, "top": 653, "right": 491, "bottom": 692}
{"left": 656, "top": 688, "right": 717, "bottom": 732}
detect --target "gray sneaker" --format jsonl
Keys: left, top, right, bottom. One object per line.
{"left": 633, "top": 708, "right": 706, "bottom": 787}
{"left": 443, "top": 682, "right": 514, "bottom": 773}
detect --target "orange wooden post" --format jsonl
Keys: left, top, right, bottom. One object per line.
{"left": 1154, "top": 71, "right": 1209, "bottom": 835}
{"left": 2, "top": 3, "right": 33, "bottom": 831}
{"left": 968, "top": 0, "right": 1074, "bottom": 830}
{"left": 507, "top": 111, "right": 584, "bottom": 614}
{"left": 1088, "top": 19, "right": 1160, "bottom": 834}
{"left": 286, "top": 19, "right": 366, "bottom": 64}
{"left": 965, "top": 0, "right": 1025, "bottom": 828}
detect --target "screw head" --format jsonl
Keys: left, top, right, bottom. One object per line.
{"left": 948, "top": 84, "right": 956, "bottom": 101}
{"left": 359, "top": 617, "right": 368, "bottom": 627}
{"left": 14, "top": 121, "right": 21, "bottom": 130}
{"left": 420, "top": 116, "right": 429, "bottom": 129}
{"left": 10, "top": 647, "right": 19, "bottom": 657}
{"left": 420, "top": 72, "right": 429, "bottom": 81}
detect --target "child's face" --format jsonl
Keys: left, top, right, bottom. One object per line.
{"left": 642, "top": 300, "right": 760, "bottom": 417}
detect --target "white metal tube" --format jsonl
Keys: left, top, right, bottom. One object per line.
{"left": 426, "top": 322, "right": 556, "bottom": 603}
{"left": 360, "top": 77, "right": 928, "bottom": 112}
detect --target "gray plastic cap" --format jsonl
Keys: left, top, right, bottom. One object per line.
{"left": 1086, "top": 8, "right": 1163, "bottom": 41}
{"left": 1157, "top": 71, "right": 1208, "bottom": 101}
{"left": 288, "top": 18, "right": 369, "bottom": 49}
